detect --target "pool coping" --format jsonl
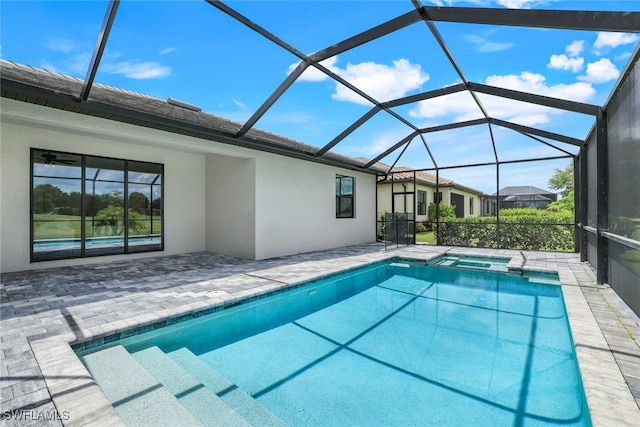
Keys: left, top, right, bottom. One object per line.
{"left": 23, "top": 247, "right": 640, "bottom": 426}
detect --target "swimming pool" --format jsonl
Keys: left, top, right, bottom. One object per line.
{"left": 33, "top": 234, "right": 161, "bottom": 251}
{"left": 428, "top": 253, "right": 511, "bottom": 272}
{"left": 77, "top": 259, "right": 590, "bottom": 426}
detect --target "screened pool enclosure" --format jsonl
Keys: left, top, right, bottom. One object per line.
{"left": 1, "top": 1, "right": 639, "bottom": 314}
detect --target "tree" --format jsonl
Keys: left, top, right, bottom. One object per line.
{"left": 93, "top": 206, "right": 145, "bottom": 236}
{"left": 129, "top": 192, "right": 149, "bottom": 213}
{"left": 548, "top": 163, "right": 574, "bottom": 198}
{"left": 33, "top": 184, "right": 68, "bottom": 214}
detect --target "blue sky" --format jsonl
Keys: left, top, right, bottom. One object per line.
{"left": 2, "top": 0, "right": 639, "bottom": 194}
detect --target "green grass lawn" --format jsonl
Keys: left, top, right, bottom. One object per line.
{"left": 33, "top": 214, "right": 161, "bottom": 240}
{"left": 416, "top": 231, "right": 436, "bottom": 244}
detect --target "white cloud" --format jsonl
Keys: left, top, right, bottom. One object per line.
{"left": 103, "top": 61, "right": 171, "bottom": 79}
{"left": 290, "top": 56, "right": 429, "bottom": 105}
{"left": 548, "top": 54, "right": 584, "bottom": 72}
{"left": 159, "top": 47, "right": 177, "bottom": 55}
{"left": 232, "top": 98, "right": 248, "bottom": 110}
{"left": 615, "top": 51, "right": 633, "bottom": 62}
{"left": 496, "top": 0, "right": 539, "bottom": 9}
{"left": 45, "top": 38, "right": 79, "bottom": 54}
{"left": 578, "top": 58, "right": 620, "bottom": 84}
{"left": 547, "top": 40, "right": 585, "bottom": 72}
{"left": 465, "top": 34, "right": 514, "bottom": 53}
{"left": 410, "top": 72, "right": 596, "bottom": 127}
{"left": 485, "top": 72, "right": 595, "bottom": 102}
{"left": 566, "top": 40, "right": 585, "bottom": 57}
{"left": 333, "top": 59, "right": 429, "bottom": 105}
{"left": 594, "top": 32, "right": 640, "bottom": 50}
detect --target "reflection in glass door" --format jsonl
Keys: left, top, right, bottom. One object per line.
{"left": 31, "top": 150, "right": 83, "bottom": 261}
{"left": 85, "top": 156, "right": 125, "bottom": 256}
{"left": 31, "top": 149, "right": 164, "bottom": 262}
{"left": 128, "top": 161, "right": 163, "bottom": 253}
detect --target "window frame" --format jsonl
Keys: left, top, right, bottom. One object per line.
{"left": 417, "top": 190, "right": 427, "bottom": 216}
{"left": 335, "top": 175, "right": 355, "bottom": 218}
{"left": 30, "top": 148, "right": 164, "bottom": 262}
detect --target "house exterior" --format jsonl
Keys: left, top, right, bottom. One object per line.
{"left": 0, "top": 61, "right": 378, "bottom": 273}
{"left": 375, "top": 165, "right": 485, "bottom": 222}
{"left": 484, "top": 186, "right": 558, "bottom": 214}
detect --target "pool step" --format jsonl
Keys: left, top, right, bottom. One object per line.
{"left": 168, "top": 347, "right": 289, "bottom": 427}
{"left": 132, "top": 346, "right": 250, "bottom": 426}
{"left": 79, "top": 345, "right": 202, "bottom": 426}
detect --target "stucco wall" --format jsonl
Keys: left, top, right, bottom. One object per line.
{"left": 206, "top": 154, "right": 256, "bottom": 259}
{"left": 254, "top": 154, "right": 376, "bottom": 260}
{"left": 1, "top": 98, "right": 377, "bottom": 272}
{"left": 1, "top": 101, "right": 207, "bottom": 273}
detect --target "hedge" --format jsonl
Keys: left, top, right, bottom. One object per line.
{"left": 434, "top": 209, "right": 575, "bottom": 251}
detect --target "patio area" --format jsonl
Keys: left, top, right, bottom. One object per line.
{"left": 1, "top": 244, "right": 640, "bottom": 426}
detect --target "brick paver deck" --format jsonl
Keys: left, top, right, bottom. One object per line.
{"left": 1, "top": 244, "right": 639, "bottom": 426}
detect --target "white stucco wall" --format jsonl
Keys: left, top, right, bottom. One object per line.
{"left": 1, "top": 98, "right": 377, "bottom": 272}
{"left": 254, "top": 154, "right": 376, "bottom": 260}
{"left": 206, "top": 154, "right": 256, "bottom": 259}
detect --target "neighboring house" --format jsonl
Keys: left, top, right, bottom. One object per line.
{"left": 484, "top": 186, "right": 558, "bottom": 214}
{"left": 0, "top": 61, "right": 378, "bottom": 273}
{"left": 372, "top": 162, "right": 485, "bottom": 222}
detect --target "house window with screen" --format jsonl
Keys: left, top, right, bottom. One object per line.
{"left": 470, "top": 197, "right": 474, "bottom": 215}
{"left": 336, "top": 175, "right": 354, "bottom": 218}
{"left": 417, "top": 190, "right": 427, "bottom": 215}
{"left": 31, "top": 148, "right": 163, "bottom": 262}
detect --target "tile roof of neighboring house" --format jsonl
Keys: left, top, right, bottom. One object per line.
{"left": 388, "top": 166, "right": 455, "bottom": 185}
{"left": 494, "top": 186, "right": 556, "bottom": 196}
{"left": 356, "top": 158, "right": 453, "bottom": 185}
{"left": 361, "top": 158, "right": 485, "bottom": 196}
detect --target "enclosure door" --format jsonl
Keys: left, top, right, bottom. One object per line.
{"left": 451, "top": 193, "right": 465, "bottom": 218}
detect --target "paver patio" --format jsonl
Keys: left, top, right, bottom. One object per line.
{"left": 1, "top": 244, "right": 639, "bottom": 426}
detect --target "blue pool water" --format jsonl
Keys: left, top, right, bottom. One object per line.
{"left": 33, "top": 235, "right": 161, "bottom": 251}
{"left": 428, "top": 253, "right": 511, "bottom": 272}
{"left": 78, "top": 260, "right": 590, "bottom": 426}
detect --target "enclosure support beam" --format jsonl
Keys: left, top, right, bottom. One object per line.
{"left": 579, "top": 148, "right": 588, "bottom": 262}
{"left": 596, "top": 111, "right": 609, "bottom": 284}
{"left": 79, "top": 0, "right": 120, "bottom": 102}
{"left": 573, "top": 156, "right": 580, "bottom": 255}
{"left": 421, "top": 7, "right": 640, "bottom": 32}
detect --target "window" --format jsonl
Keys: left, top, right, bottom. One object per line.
{"left": 435, "top": 191, "right": 443, "bottom": 204}
{"left": 336, "top": 175, "right": 354, "bottom": 218}
{"left": 31, "top": 149, "right": 163, "bottom": 262}
{"left": 469, "top": 197, "right": 474, "bottom": 215}
{"left": 417, "top": 190, "right": 427, "bottom": 215}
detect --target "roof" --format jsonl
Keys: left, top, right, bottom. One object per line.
{"left": 386, "top": 166, "right": 454, "bottom": 186}
{"left": 367, "top": 160, "right": 485, "bottom": 196}
{"left": 504, "top": 194, "right": 552, "bottom": 202}
{"left": 0, "top": 60, "right": 378, "bottom": 174}
{"left": 495, "top": 186, "right": 556, "bottom": 196}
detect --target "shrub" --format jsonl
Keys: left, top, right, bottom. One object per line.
{"left": 415, "top": 222, "right": 428, "bottom": 233}
{"left": 434, "top": 209, "right": 575, "bottom": 251}
{"left": 428, "top": 203, "right": 456, "bottom": 221}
